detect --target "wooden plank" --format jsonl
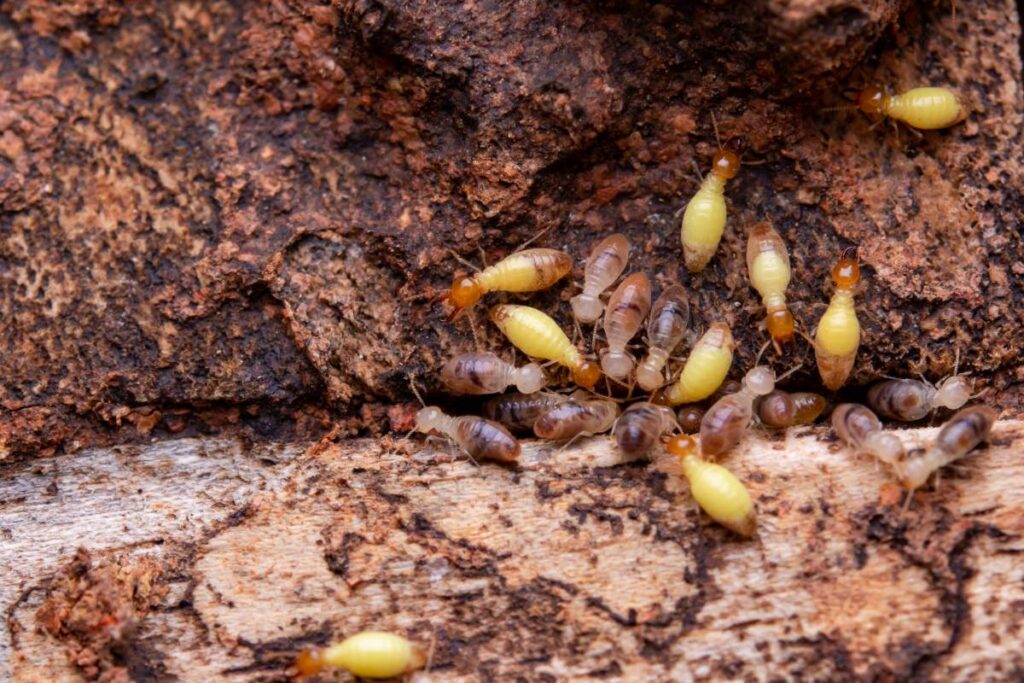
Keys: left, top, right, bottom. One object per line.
{"left": 3, "top": 422, "right": 1023, "bottom": 681}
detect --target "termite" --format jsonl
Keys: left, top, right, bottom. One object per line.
{"left": 483, "top": 392, "right": 568, "bottom": 433}
{"left": 831, "top": 403, "right": 904, "bottom": 471}
{"left": 448, "top": 248, "right": 571, "bottom": 317}
{"left": 614, "top": 402, "right": 678, "bottom": 458}
{"left": 601, "top": 273, "right": 653, "bottom": 380}
{"left": 898, "top": 405, "right": 997, "bottom": 490}
{"left": 746, "top": 222, "right": 794, "bottom": 346}
{"left": 665, "top": 434, "right": 756, "bottom": 537}
{"left": 700, "top": 365, "right": 798, "bottom": 457}
{"left": 866, "top": 375, "right": 972, "bottom": 422}
{"left": 661, "top": 322, "right": 735, "bottom": 406}
{"left": 490, "top": 304, "right": 602, "bottom": 390}
{"left": 755, "top": 390, "right": 827, "bottom": 429}
{"left": 414, "top": 406, "right": 521, "bottom": 464}
{"left": 680, "top": 134, "right": 743, "bottom": 273}
{"left": 440, "top": 352, "right": 546, "bottom": 395}
{"left": 814, "top": 250, "right": 861, "bottom": 391}
{"left": 296, "top": 631, "right": 426, "bottom": 679}
{"left": 676, "top": 406, "right": 705, "bottom": 434}
{"left": 636, "top": 284, "right": 690, "bottom": 391}
{"left": 533, "top": 395, "right": 620, "bottom": 441}
{"left": 571, "top": 233, "right": 630, "bottom": 323}
{"left": 855, "top": 86, "right": 966, "bottom": 130}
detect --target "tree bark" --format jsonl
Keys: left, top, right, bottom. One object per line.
{"left": 4, "top": 423, "right": 1023, "bottom": 681}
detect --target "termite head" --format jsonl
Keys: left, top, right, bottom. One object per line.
{"left": 600, "top": 350, "right": 635, "bottom": 381}
{"left": 935, "top": 375, "right": 972, "bottom": 410}
{"left": 449, "top": 272, "right": 483, "bottom": 313}
{"left": 711, "top": 149, "right": 741, "bottom": 180}
{"left": 857, "top": 86, "right": 886, "bottom": 115}
{"left": 766, "top": 310, "right": 795, "bottom": 343}
{"left": 414, "top": 406, "right": 446, "bottom": 433}
{"left": 515, "top": 363, "right": 547, "bottom": 393}
{"left": 570, "top": 293, "right": 603, "bottom": 324}
{"left": 742, "top": 366, "right": 775, "bottom": 396}
{"left": 665, "top": 433, "right": 699, "bottom": 458}
{"left": 295, "top": 648, "right": 325, "bottom": 676}
{"left": 572, "top": 360, "right": 602, "bottom": 391}
{"left": 832, "top": 249, "right": 860, "bottom": 288}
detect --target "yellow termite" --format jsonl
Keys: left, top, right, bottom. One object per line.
{"left": 680, "top": 138, "right": 743, "bottom": 273}
{"left": 814, "top": 250, "right": 861, "bottom": 391}
{"left": 296, "top": 631, "right": 426, "bottom": 679}
{"left": 856, "top": 85, "right": 966, "bottom": 130}
{"left": 746, "top": 221, "right": 794, "bottom": 346}
{"left": 661, "top": 322, "right": 735, "bottom": 406}
{"left": 666, "top": 434, "right": 755, "bottom": 537}
{"left": 489, "top": 304, "right": 601, "bottom": 390}
{"left": 448, "top": 248, "right": 571, "bottom": 317}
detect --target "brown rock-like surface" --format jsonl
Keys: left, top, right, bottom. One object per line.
{"left": 1, "top": 0, "right": 1022, "bottom": 458}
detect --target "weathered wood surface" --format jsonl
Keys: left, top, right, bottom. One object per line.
{"left": 2, "top": 423, "right": 1022, "bottom": 682}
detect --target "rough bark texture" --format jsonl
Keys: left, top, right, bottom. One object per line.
{"left": 1, "top": 0, "right": 1022, "bottom": 460}
{"left": 3, "top": 425, "right": 1024, "bottom": 681}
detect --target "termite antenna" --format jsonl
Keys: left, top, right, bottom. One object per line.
{"left": 841, "top": 245, "right": 858, "bottom": 261}
{"left": 754, "top": 339, "right": 772, "bottom": 368}
{"left": 900, "top": 488, "right": 915, "bottom": 515}
{"left": 710, "top": 111, "right": 723, "bottom": 150}
{"left": 776, "top": 362, "right": 803, "bottom": 384}
{"left": 447, "top": 249, "right": 481, "bottom": 273}
{"left": 467, "top": 313, "right": 481, "bottom": 350}
{"left": 820, "top": 105, "right": 859, "bottom": 112}
{"left": 408, "top": 373, "right": 428, "bottom": 408}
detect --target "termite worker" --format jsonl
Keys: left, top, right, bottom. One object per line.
{"left": 814, "top": 250, "right": 861, "bottom": 391}
{"left": 755, "top": 390, "right": 827, "bottom": 429}
{"left": 899, "top": 405, "right": 997, "bottom": 490}
{"left": 666, "top": 434, "right": 756, "bottom": 537}
{"left": 680, "top": 137, "right": 744, "bottom": 273}
{"left": 414, "top": 406, "right": 521, "bottom": 464}
{"left": 448, "top": 248, "right": 571, "bottom": 317}
{"left": 867, "top": 375, "right": 972, "bottom": 422}
{"left": 533, "top": 395, "right": 620, "bottom": 441}
{"left": 831, "top": 403, "right": 904, "bottom": 471}
{"left": 614, "top": 402, "right": 678, "bottom": 458}
{"left": 661, "top": 323, "right": 735, "bottom": 406}
{"left": 490, "top": 304, "right": 602, "bottom": 390}
{"left": 746, "top": 222, "right": 795, "bottom": 346}
{"left": 855, "top": 85, "right": 966, "bottom": 130}
{"left": 601, "top": 272, "right": 653, "bottom": 380}
{"left": 571, "top": 234, "right": 631, "bottom": 323}
{"left": 700, "top": 365, "right": 782, "bottom": 458}
{"left": 440, "top": 352, "right": 546, "bottom": 395}
{"left": 296, "top": 631, "right": 426, "bottom": 679}
{"left": 483, "top": 392, "right": 568, "bottom": 433}
{"left": 636, "top": 284, "right": 690, "bottom": 391}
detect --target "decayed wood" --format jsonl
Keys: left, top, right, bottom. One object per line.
{"left": 2, "top": 424, "right": 1023, "bottom": 682}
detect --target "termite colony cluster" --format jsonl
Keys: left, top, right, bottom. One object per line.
{"left": 294, "top": 89, "right": 999, "bottom": 678}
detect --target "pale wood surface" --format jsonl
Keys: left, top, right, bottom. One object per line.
{"left": 2, "top": 422, "right": 1023, "bottom": 681}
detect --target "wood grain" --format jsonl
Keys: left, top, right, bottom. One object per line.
{"left": 2, "top": 422, "right": 1022, "bottom": 681}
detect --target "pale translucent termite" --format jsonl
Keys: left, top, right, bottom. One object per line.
{"left": 441, "top": 352, "right": 546, "bottom": 395}
{"left": 296, "top": 631, "right": 426, "bottom": 679}
{"left": 666, "top": 434, "right": 756, "bottom": 537}
{"left": 533, "top": 395, "right": 620, "bottom": 441}
{"left": 601, "top": 272, "right": 653, "bottom": 380}
{"left": 814, "top": 251, "right": 861, "bottom": 391}
{"left": 490, "top": 304, "right": 601, "bottom": 389}
{"left": 483, "top": 392, "right": 568, "bottom": 433}
{"left": 571, "top": 234, "right": 630, "bottom": 323}
{"left": 415, "top": 406, "right": 521, "bottom": 463}
{"left": 448, "top": 248, "right": 571, "bottom": 316}
{"left": 831, "top": 403, "right": 904, "bottom": 471}
{"left": 855, "top": 86, "right": 966, "bottom": 130}
{"left": 867, "top": 376, "right": 972, "bottom": 422}
{"left": 680, "top": 139, "right": 743, "bottom": 273}
{"left": 662, "top": 322, "right": 735, "bottom": 406}
{"left": 614, "top": 402, "right": 677, "bottom": 457}
{"left": 746, "top": 222, "right": 794, "bottom": 346}
{"left": 755, "top": 390, "right": 827, "bottom": 429}
{"left": 699, "top": 366, "right": 779, "bottom": 458}
{"left": 636, "top": 284, "right": 690, "bottom": 391}
{"left": 898, "top": 406, "right": 997, "bottom": 490}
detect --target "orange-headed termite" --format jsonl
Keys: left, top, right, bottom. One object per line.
{"left": 814, "top": 250, "right": 861, "bottom": 391}
{"left": 448, "top": 248, "right": 571, "bottom": 317}
{"left": 490, "top": 304, "right": 602, "bottom": 390}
